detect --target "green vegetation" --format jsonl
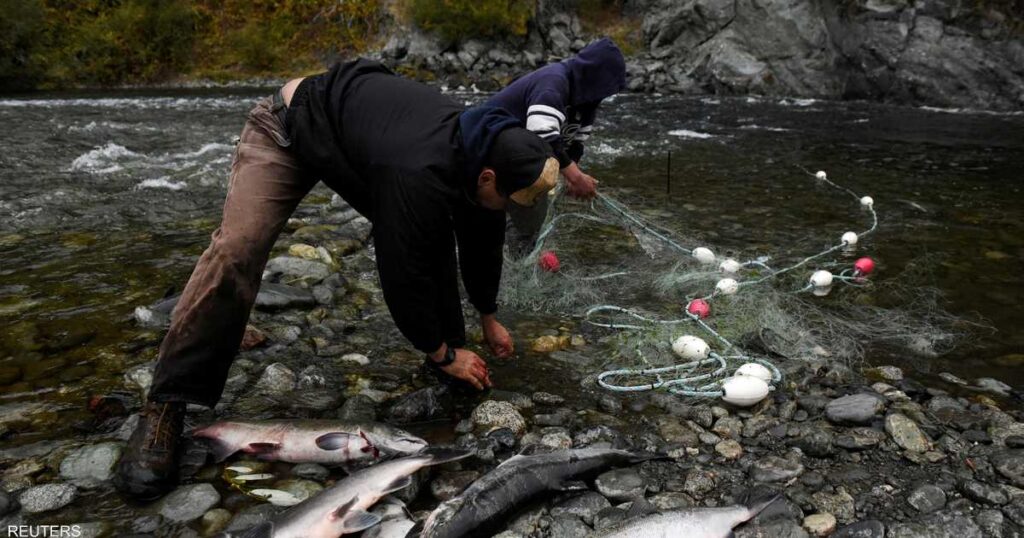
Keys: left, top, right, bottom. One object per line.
{"left": 0, "top": 0, "right": 385, "bottom": 91}
{"left": 576, "top": 0, "right": 643, "bottom": 56}
{"left": 404, "top": 0, "right": 534, "bottom": 43}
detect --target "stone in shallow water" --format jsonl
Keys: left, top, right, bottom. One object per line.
{"left": 715, "top": 439, "right": 743, "bottom": 460}
{"left": 548, "top": 515, "right": 591, "bottom": 538}
{"left": 201, "top": 508, "right": 232, "bottom": 536}
{"left": 532, "top": 392, "right": 564, "bottom": 405}
{"left": 430, "top": 470, "right": 480, "bottom": 501}
{"left": 812, "top": 489, "right": 855, "bottom": 524}
{"left": 471, "top": 400, "right": 526, "bottom": 435}
{"left": 18, "top": 483, "right": 77, "bottom": 514}
{"left": 835, "top": 427, "right": 887, "bottom": 450}
{"left": 833, "top": 520, "right": 885, "bottom": 537}
{"left": 866, "top": 365, "right": 903, "bottom": 382}
{"left": 255, "top": 282, "right": 315, "bottom": 311}
{"left": 0, "top": 490, "right": 18, "bottom": 517}
{"left": 825, "top": 393, "right": 886, "bottom": 425}
{"left": 885, "top": 510, "right": 983, "bottom": 537}
{"left": 958, "top": 479, "right": 1009, "bottom": 505}
{"left": 264, "top": 256, "right": 331, "bottom": 282}
{"left": 337, "top": 394, "right": 378, "bottom": 422}
{"left": 749, "top": 455, "right": 804, "bottom": 482}
{"left": 595, "top": 467, "right": 647, "bottom": 501}
{"left": 682, "top": 468, "right": 716, "bottom": 498}
{"left": 255, "top": 362, "right": 296, "bottom": 394}
{"left": 550, "top": 491, "right": 610, "bottom": 525}
{"left": 803, "top": 513, "right": 837, "bottom": 537}
{"left": 158, "top": 483, "right": 221, "bottom": 522}
{"left": 387, "top": 386, "right": 445, "bottom": 423}
{"left": 291, "top": 463, "right": 329, "bottom": 482}
{"left": 59, "top": 442, "right": 122, "bottom": 487}
{"left": 885, "top": 413, "right": 930, "bottom": 452}
{"left": 907, "top": 484, "right": 946, "bottom": 513}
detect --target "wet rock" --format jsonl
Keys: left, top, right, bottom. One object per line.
{"left": 750, "top": 455, "right": 804, "bottom": 482}
{"left": 866, "top": 366, "right": 903, "bottom": 382}
{"left": 649, "top": 491, "right": 694, "bottom": 510}
{"left": 885, "top": 413, "right": 931, "bottom": 452}
{"left": 533, "top": 408, "right": 572, "bottom": 427}
{"left": 736, "top": 520, "right": 810, "bottom": 538}
{"left": 275, "top": 478, "right": 324, "bottom": 502}
{"left": 471, "top": 400, "right": 526, "bottom": 435}
{"left": 974, "top": 378, "right": 1012, "bottom": 396}
{"left": 387, "top": 387, "right": 444, "bottom": 423}
{"left": 834, "top": 520, "right": 885, "bottom": 537}
{"left": 225, "top": 504, "right": 284, "bottom": 532}
{"left": 59, "top": 442, "right": 122, "bottom": 487}
{"left": 339, "top": 353, "right": 370, "bottom": 366}
{"left": 794, "top": 428, "right": 834, "bottom": 457}
{"left": 431, "top": 470, "right": 480, "bottom": 501}
{"left": 18, "top": 483, "right": 77, "bottom": 513}
{"left": 264, "top": 256, "right": 331, "bottom": 283}
{"left": 834, "top": 427, "right": 886, "bottom": 451}
{"left": 683, "top": 469, "right": 717, "bottom": 498}
{"left": 712, "top": 416, "right": 744, "bottom": 439}
{"left": 1005, "top": 435, "right": 1024, "bottom": 449}
{"left": 0, "top": 490, "right": 18, "bottom": 517}
{"left": 291, "top": 463, "right": 329, "bottom": 482}
{"left": 886, "top": 510, "right": 983, "bottom": 536}
{"left": 548, "top": 515, "right": 591, "bottom": 538}
{"left": 812, "top": 489, "right": 855, "bottom": 524}
{"left": 201, "top": 508, "right": 232, "bottom": 536}
{"left": 255, "top": 363, "right": 296, "bottom": 394}
{"left": 490, "top": 390, "right": 534, "bottom": 411}
{"left": 958, "top": 479, "right": 1009, "bottom": 505}
{"left": 158, "top": 483, "right": 221, "bottom": 522}
{"left": 312, "top": 285, "right": 334, "bottom": 305}
{"left": 595, "top": 467, "right": 647, "bottom": 501}
{"left": 254, "top": 282, "right": 316, "bottom": 311}
{"left": 532, "top": 392, "right": 564, "bottom": 405}
{"left": 240, "top": 324, "right": 268, "bottom": 350}
{"left": 1002, "top": 497, "right": 1024, "bottom": 527}
{"left": 598, "top": 394, "right": 623, "bottom": 414}
{"left": 743, "top": 415, "right": 776, "bottom": 438}
{"left": 803, "top": 513, "right": 837, "bottom": 537}
{"left": 550, "top": 491, "right": 611, "bottom": 525}
{"left": 716, "top": 439, "right": 743, "bottom": 460}
{"left": 908, "top": 484, "right": 946, "bottom": 513}
{"left": 124, "top": 362, "right": 154, "bottom": 398}
{"left": 540, "top": 429, "right": 573, "bottom": 449}
{"left": 656, "top": 416, "right": 699, "bottom": 447}
{"left": 825, "top": 393, "right": 886, "bottom": 425}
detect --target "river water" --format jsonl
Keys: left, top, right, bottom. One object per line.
{"left": 0, "top": 88, "right": 1022, "bottom": 526}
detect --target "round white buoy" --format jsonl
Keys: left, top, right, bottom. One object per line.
{"left": 809, "top": 270, "right": 833, "bottom": 288}
{"left": 719, "top": 258, "right": 741, "bottom": 274}
{"left": 860, "top": 196, "right": 874, "bottom": 208}
{"left": 721, "top": 376, "right": 770, "bottom": 407}
{"left": 815, "top": 170, "right": 827, "bottom": 180}
{"left": 715, "top": 278, "right": 739, "bottom": 295}
{"left": 841, "top": 231, "right": 858, "bottom": 245}
{"left": 735, "top": 362, "right": 773, "bottom": 383}
{"left": 692, "top": 247, "right": 715, "bottom": 264}
{"left": 672, "top": 335, "right": 710, "bottom": 360}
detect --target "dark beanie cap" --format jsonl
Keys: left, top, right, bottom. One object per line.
{"left": 486, "top": 127, "right": 552, "bottom": 195}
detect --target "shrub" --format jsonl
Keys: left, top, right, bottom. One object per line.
{"left": 0, "top": 0, "right": 47, "bottom": 90}
{"left": 407, "top": 0, "right": 535, "bottom": 43}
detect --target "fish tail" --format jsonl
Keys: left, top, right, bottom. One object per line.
{"left": 744, "top": 493, "right": 783, "bottom": 520}
{"left": 420, "top": 447, "right": 473, "bottom": 466}
{"left": 193, "top": 432, "right": 237, "bottom": 463}
{"left": 404, "top": 520, "right": 425, "bottom": 538}
{"left": 627, "top": 450, "right": 670, "bottom": 464}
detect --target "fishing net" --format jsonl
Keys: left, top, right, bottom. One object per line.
{"left": 498, "top": 171, "right": 975, "bottom": 399}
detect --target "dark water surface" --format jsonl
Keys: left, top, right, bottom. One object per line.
{"left": 1, "top": 88, "right": 1022, "bottom": 460}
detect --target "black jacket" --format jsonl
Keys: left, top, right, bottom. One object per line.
{"left": 286, "top": 59, "right": 506, "bottom": 353}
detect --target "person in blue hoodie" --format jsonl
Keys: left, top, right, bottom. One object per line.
{"left": 488, "top": 38, "right": 627, "bottom": 209}
{"left": 114, "top": 58, "right": 558, "bottom": 500}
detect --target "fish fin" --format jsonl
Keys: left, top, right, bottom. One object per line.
{"left": 340, "top": 510, "right": 381, "bottom": 532}
{"left": 235, "top": 521, "right": 274, "bottom": 538}
{"left": 625, "top": 497, "right": 659, "bottom": 519}
{"left": 381, "top": 475, "right": 414, "bottom": 495}
{"left": 554, "top": 479, "right": 588, "bottom": 492}
{"left": 744, "top": 492, "right": 783, "bottom": 520}
{"left": 404, "top": 521, "right": 425, "bottom": 538}
{"left": 316, "top": 432, "right": 360, "bottom": 450}
{"left": 627, "top": 450, "right": 670, "bottom": 464}
{"left": 246, "top": 442, "right": 281, "bottom": 454}
{"left": 331, "top": 496, "right": 360, "bottom": 520}
{"left": 421, "top": 447, "right": 473, "bottom": 465}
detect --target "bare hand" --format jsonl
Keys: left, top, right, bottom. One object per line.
{"left": 439, "top": 348, "right": 493, "bottom": 391}
{"left": 482, "top": 315, "right": 514, "bottom": 359}
{"left": 563, "top": 164, "right": 598, "bottom": 199}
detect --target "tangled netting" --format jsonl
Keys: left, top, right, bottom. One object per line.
{"left": 499, "top": 170, "right": 972, "bottom": 400}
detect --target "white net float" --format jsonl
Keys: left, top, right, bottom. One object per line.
{"left": 692, "top": 247, "right": 715, "bottom": 264}
{"left": 815, "top": 170, "right": 827, "bottom": 180}
{"left": 860, "top": 196, "right": 874, "bottom": 208}
{"left": 672, "top": 335, "right": 710, "bottom": 360}
{"left": 809, "top": 270, "right": 833, "bottom": 288}
{"left": 715, "top": 278, "right": 739, "bottom": 295}
{"left": 719, "top": 258, "right": 741, "bottom": 273}
{"left": 735, "top": 362, "right": 773, "bottom": 383}
{"left": 721, "top": 376, "right": 770, "bottom": 407}
{"left": 842, "top": 231, "right": 858, "bottom": 245}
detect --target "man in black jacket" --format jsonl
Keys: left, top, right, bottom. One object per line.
{"left": 114, "top": 59, "right": 558, "bottom": 499}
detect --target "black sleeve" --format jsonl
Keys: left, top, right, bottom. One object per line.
{"left": 567, "top": 140, "right": 584, "bottom": 163}
{"left": 568, "top": 103, "right": 598, "bottom": 164}
{"left": 370, "top": 168, "right": 454, "bottom": 353}
{"left": 550, "top": 139, "right": 573, "bottom": 169}
{"left": 453, "top": 202, "right": 506, "bottom": 315}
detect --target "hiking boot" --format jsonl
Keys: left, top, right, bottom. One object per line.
{"left": 113, "top": 401, "right": 185, "bottom": 500}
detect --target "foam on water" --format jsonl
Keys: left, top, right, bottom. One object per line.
{"left": 0, "top": 96, "right": 250, "bottom": 110}
{"left": 136, "top": 177, "right": 187, "bottom": 191}
{"left": 70, "top": 143, "right": 138, "bottom": 172}
{"left": 668, "top": 129, "right": 715, "bottom": 139}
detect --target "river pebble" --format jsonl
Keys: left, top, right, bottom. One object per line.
{"left": 18, "top": 483, "right": 77, "bottom": 513}
{"left": 550, "top": 491, "right": 610, "bottom": 525}
{"left": 750, "top": 455, "right": 804, "bottom": 482}
{"left": 885, "top": 413, "right": 931, "bottom": 452}
{"left": 803, "top": 513, "right": 837, "bottom": 536}
{"left": 825, "top": 393, "right": 887, "bottom": 424}
{"left": 595, "top": 467, "right": 647, "bottom": 501}
{"left": 430, "top": 470, "right": 480, "bottom": 501}
{"left": 471, "top": 400, "right": 526, "bottom": 435}
{"left": 834, "top": 520, "right": 885, "bottom": 537}
{"left": 158, "top": 483, "right": 221, "bottom": 522}
{"left": 58, "top": 442, "right": 122, "bottom": 487}
{"left": 255, "top": 282, "right": 315, "bottom": 310}
{"left": 908, "top": 484, "right": 947, "bottom": 513}
{"left": 255, "top": 362, "right": 296, "bottom": 394}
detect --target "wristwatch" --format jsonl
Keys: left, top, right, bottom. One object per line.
{"left": 426, "top": 346, "right": 456, "bottom": 368}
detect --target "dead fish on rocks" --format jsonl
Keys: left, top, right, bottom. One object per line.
{"left": 593, "top": 494, "right": 781, "bottom": 537}
{"left": 413, "top": 447, "right": 663, "bottom": 538}
{"left": 232, "top": 449, "right": 470, "bottom": 538}
{"left": 363, "top": 498, "right": 417, "bottom": 538}
{"left": 192, "top": 420, "right": 427, "bottom": 466}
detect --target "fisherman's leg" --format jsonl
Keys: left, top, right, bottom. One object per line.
{"left": 116, "top": 97, "right": 314, "bottom": 499}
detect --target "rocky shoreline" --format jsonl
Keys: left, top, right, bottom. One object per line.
{"left": 3, "top": 190, "right": 1024, "bottom": 537}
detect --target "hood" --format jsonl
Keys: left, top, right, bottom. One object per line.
{"left": 564, "top": 38, "right": 627, "bottom": 106}
{"left": 458, "top": 104, "right": 522, "bottom": 185}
